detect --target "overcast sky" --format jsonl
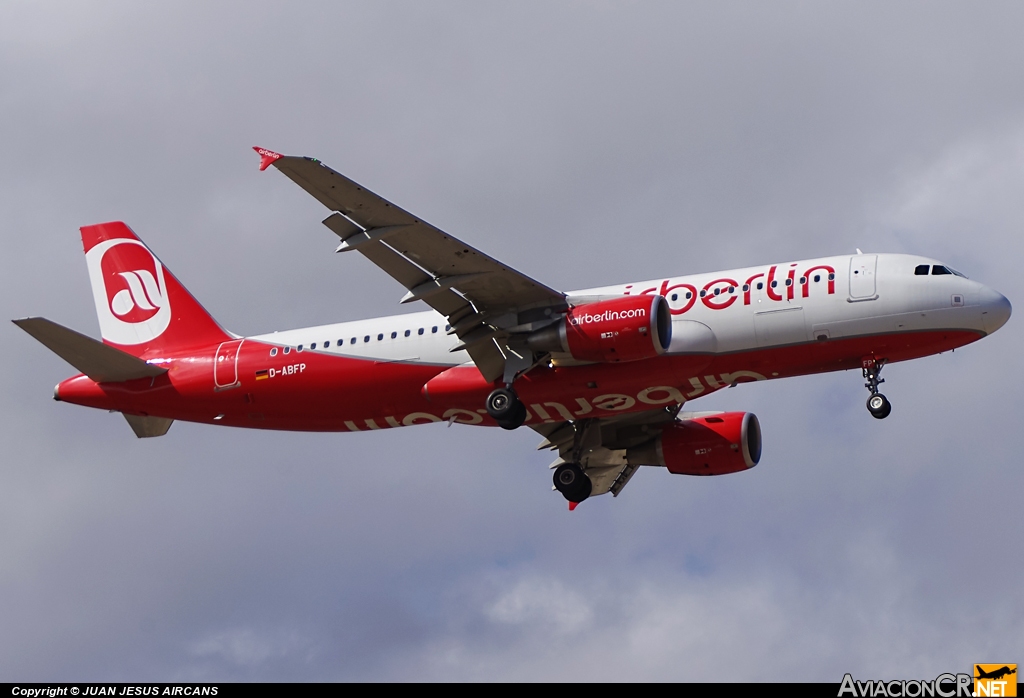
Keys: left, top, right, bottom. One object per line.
{"left": 2, "top": 1, "right": 1022, "bottom": 682}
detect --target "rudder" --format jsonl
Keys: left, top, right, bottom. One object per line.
{"left": 82, "top": 222, "right": 232, "bottom": 357}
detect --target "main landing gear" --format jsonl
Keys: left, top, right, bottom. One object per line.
{"left": 486, "top": 387, "right": 527, "bottom": 430}
{"left": 863, "top": 358, "right": 892, "bottom": 420}
{"left": 553, "top": 462, "right": 592, "bottom": 504}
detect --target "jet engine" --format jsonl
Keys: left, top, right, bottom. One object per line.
{"left": 627, "top": 412, "right": 761, "bottom": 475}
{"left": 525, "top": 295, "right": 672, "bottom": 363}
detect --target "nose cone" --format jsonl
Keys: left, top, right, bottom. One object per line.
{"left": 980, "top": 287, "right": 1011, "bottom": 334}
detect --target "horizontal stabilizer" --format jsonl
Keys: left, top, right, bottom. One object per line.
{"left": 12, "top": 317, "right": 167, "bottom": 383}
{"left": 123, "top": 413, "right": 173, "bottom": 438}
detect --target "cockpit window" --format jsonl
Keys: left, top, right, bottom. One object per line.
{"left": 914, "top": 264, "right": 929, "bottom": 276}
{"left": 931, "top": 265, "right": 951, "bottom": 275}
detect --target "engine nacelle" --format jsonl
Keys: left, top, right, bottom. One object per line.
{"left": 526, "top": 295, "right": 672, "bottom": 363}
{"left": 627, "top": 412, "right": 761, "bottom": 475}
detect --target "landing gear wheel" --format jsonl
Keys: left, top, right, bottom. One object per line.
{"left": 866, "top": 393, "right": 891, "bottom": 419}
{"left": 553, "top": 463, "right": 592, "bottom": 503}
{"left": 862, "top": 359, "right": 891, "bottom": 420}
{"left": 486, "top": 387, "right": 526, "bottom": 430}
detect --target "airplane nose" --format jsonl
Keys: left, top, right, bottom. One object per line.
{"left": 979, "top": 287, "right": 1011, "bottom": 334}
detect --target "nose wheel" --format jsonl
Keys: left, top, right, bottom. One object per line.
{"left": 486, "top": 387, "right": 527, "bottom": 430}
{"left": 866, "top": 393, "right": 891, "bottom": 419}
{"left": 553, "top": 462, "right": 592, "bottom": 504}
{"left": 862, "top": 358, "right": 891, "bottom": 419}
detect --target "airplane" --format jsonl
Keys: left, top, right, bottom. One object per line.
{"left": 13, "top": 147, "right": 1012, "bottom": 508}
{"left": 975, "top": 666, "right": 1016, "bottom": 681}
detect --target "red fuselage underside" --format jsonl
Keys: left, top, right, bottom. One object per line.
{"left": 57, "top": 329, "right": 981, "bottom": 432}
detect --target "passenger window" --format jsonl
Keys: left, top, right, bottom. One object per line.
{"left": 742, "top": 285, "right": 749, "bottom": 292}
{"left": 728, "top": 286, "right": 735, "bottom": 293}
{"left": 418, "top": 328, "right": 424, "bottom": 335}
{"left": 432, "top": 326, "right": 438, "bottom": 333}
{"left": 350, "top": 338, "right": 356, "bottom": 345}
{"left": 814, "top": 275, "right": 821, "bottom": 282}
{"left": 270, "top": 347, "right": 278, "bottom": 357}
{"left": 914, "top": 264, "right": 930, "bottom": 276}
{"left": 364, "top": 336, "right": 370, "bottom": 342}
{"left": 932, "top": 265, "right": 951, "bottom": 275}
{"left": 699, "top": 290, "right": 706, "bottom": 297}
{"left": 405, "top": 330, "right": 411, "bottom": 337}
{"left": 391, "top": 331, "right": 397, "bottom": 339}
{"left": 284, "top": 347, "right": 291, "bottom": 354}
{"left": 310, "top": 343, "right": 316, "bottom": 350}
{"left": 757, "top": 282, "right": 764, "bottom": 290}
{"left": 828, "top": 273, "right": 835, "bottom": 280}
{"left": 714, "top": 288, "right": 721, "bottom": 295}
{"left": 378, "top": 333, "right": 383, "bottom": 341}
{"left": 671, "top": 293, "right": 677, "bottom": 301}
{"left": 799, "top": 277, "right": 806, "bottom": 284}
{"left": 784, "top": 279, "right": 792, "bottom": 286}
{"left": 324, "top": 340, "right": 330, "bottom": 348}
{"left": 445, "top": 324, "right": 451, "bottom": 331}
{"left": 770, "top": 281, "right": 778, "bottom": 288}
{"left": 297, "top": 345, "right": 304, "bottom": 352}
{"left": 686, "top": 291, "right": 692, "bottom": 299}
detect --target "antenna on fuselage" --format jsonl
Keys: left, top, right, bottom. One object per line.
{"left": 856, "top": 248, "right": 863, "bottom": 254}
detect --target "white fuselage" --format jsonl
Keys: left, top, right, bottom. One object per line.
{"left": 251, "top": 253, "right": 1010, "bottom": 366}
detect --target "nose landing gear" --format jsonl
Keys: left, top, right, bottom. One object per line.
{"left": 863, "top": 358, "right": 891, "bottom": 419}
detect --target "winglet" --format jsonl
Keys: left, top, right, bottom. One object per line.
{"left": 253, "top": 146, "right": 283, "bottom": 171}
{"left": 568, "top": 501, "right": 579, "bottom": 511}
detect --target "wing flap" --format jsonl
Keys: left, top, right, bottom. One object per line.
{"left": 13, "top": 317, "right": 167, "bottom": 383}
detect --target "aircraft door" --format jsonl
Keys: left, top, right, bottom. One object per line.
{"left": 214, "top": 339, "right": 244, "bottom": 390}
{"left": 849, "top": 255, "right": 877, "bottom": 299}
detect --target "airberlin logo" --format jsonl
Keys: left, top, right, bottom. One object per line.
{"left": 624, "top": 263, "right": 837, "bottom": 316}
{"left": 110, "top": 269, "right": 165, "bottom": 318}
{"left": 85, "top": 238, "right": 172, "bottom": 345}
{"left": 571, "top": 308, "right": 646, "bottom": 325}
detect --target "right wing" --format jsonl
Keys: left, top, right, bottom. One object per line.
{"left": 256, "top": 147, "right": 567, "bottom": 382}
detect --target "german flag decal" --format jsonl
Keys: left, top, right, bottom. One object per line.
{"left": 255, "top": 369, "right": 269, "bottom": 381}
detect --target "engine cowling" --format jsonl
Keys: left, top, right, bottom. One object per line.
{"left": 526, "top": 295, "right": 672, "bottom": 363}
{"left": 627, "top": 412, "right": 761, "bottom": 475}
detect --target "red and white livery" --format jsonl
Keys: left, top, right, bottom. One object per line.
{"left": 14, "top": 147, "right": 1011, "bottom": 507}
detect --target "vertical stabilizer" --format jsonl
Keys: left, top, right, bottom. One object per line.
{"left": 82, "top": 222, "right": 232, "bottom": 357}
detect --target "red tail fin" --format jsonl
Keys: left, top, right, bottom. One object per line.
{"left": 82, "top": 222, "right": 232, "bottom": 357}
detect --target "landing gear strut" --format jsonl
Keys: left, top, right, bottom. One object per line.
{"left": 862, "top": 358, "right": 891, "bottom": 420}
{"left": 553, "top": 462, "right": 592, "bottom": 504}
{"left": 486, "top": 387, "right": 526, "bottom": 430}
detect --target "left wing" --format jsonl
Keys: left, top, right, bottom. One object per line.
{"left": 534, "top": 406, "right": 682, "bottom": 499}
{"left": 255, "top": 147, "right": 567, "bottom": 382}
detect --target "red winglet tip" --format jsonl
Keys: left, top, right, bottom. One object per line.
{"left": 253, "top": 146, "right": 283, "bottom": 171}
{"left": 568, "top": 501, "right": 578, "bottom": 511}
